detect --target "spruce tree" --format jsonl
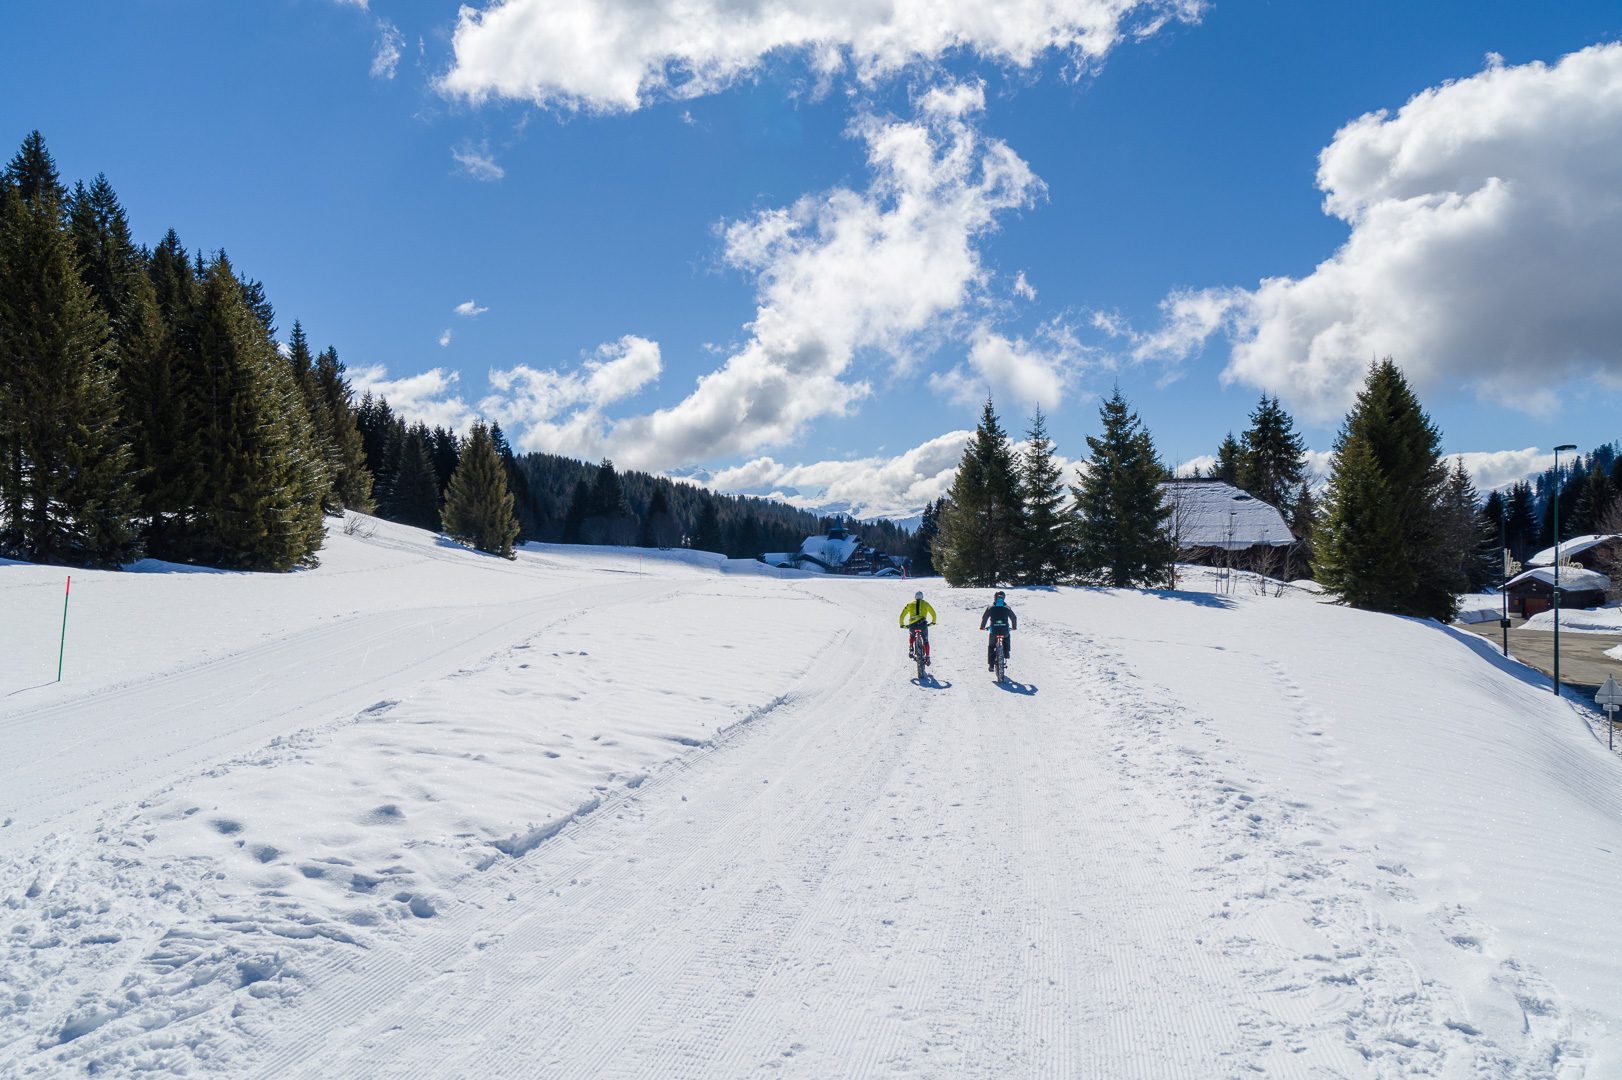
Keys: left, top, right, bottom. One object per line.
{"left": 1014, "top": 406, "right": 1072, "bottom": 585}
{"left": 582, "top": 459, "right": 637, "bottom": 545}
{"left": 1237, "top": 394, "right": 1307, "bottom": 510}
{"left": 691, "top": 498, "right": 724, "bottom": 553}
{"left": 1287, "top": 480, "right": 1318, "bottom": 580}
{"left": 1211, "top": 432, "right": 1242, "bottom": 486}
{"left": 1071, "top": 388, "right": 1174, "bottom": 588}
{"left": 314, "top": 346, "right": 373, "bottom": 512}
{"left": 639, "top": 484, "right": 681, "bottom": 547}
{"left": 1439, "top": 460, "right": 1496, "bottom": 592}
{"left": 173, "top": 255, "right": 326, "bottom": 570}
{"left": 934, "top": 399, "right": 1022, "bottom": 587}
{"left": 0, "top": 135, "right": 141, "bottom": 566}
{"left": 442, "top": 421, "right": 520, "bottom": 557}
{"left": 562, "top": 479, "right": 590, "bottom": 543}
{"left": 913, "top": 498, "right": 942, "bottom": 576}
{"left": 386, "top": 426, "right": 440, "bottom": 531}
{"left": 1314, "top": 359, "right": 1456, "bottom": 620}
{"left": 1504, "top": 482, "right": 1537, "bottom": 561}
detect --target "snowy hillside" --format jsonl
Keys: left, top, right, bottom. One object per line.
{"left": 2, "top": 518, "right": 1620, "bottom": 1077}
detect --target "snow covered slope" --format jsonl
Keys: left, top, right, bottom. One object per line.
{"left": 2, "top": 526, "right": 1619, "bottom": 1077}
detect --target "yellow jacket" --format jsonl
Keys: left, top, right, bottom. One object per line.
{"left": 899, "top": 598, "right": 937, "bottom": 626}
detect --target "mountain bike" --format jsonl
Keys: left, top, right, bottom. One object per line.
{"left": 906, "top": 625, "right": 930, "bottom": 682}
{"left": 988, "top": 627, "right": 1008, "bottom": 684}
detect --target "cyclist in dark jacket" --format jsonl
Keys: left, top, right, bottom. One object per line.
{"left": 980, "top": 591, "right": 1016, "bottom": 669}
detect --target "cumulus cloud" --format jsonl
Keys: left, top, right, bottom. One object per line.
{"left": 1012, "top": 271, "right": 1037, "bottom": 301}
{"left": 440, "top": 0, "right": 1203, "bottom": 112}
{"left": 1449, "top": 448, "right": 1555, "bottom": 492}
{"left": 349, "top": 365, "right": 476, "bottom": 431}
{"left": 453, "top": 141, "right": 505, "bottom": 181}
{"left": 484, "top": 88, "right": 1041, "bottom": 470}
{"left": 371, "top": 20, "right": 403, "bottom": 79}
{"left": 479, "top": 336, "right": 663, "bottom": 458}
{"left": 454, "top": 300, "right": 489, "bottom": 318}
{"left": 438, "top": 329, "right": 452, "bottom": 347}
{"left": 708, "top": 430, "right": 973, "bottom": 520}
{"left": 1132, "top": 44, "right": 1622, "bottom": 421}
{"left": 931, "top": 322, "right": 1083, "bottom": 412}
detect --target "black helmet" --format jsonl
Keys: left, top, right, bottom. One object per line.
{"left": 994, "top": 590, "right": 1006, "bottom": 601}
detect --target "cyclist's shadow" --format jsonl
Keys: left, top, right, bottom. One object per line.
{"left": 914, "top": 674, "right": 952, "bottom": 690}
{"left": 997, "top": 678, "right": 1038, "bottom": 695}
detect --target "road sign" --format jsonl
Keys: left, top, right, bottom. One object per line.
{"left": 1596, "top": 675, "right": 1622, "bottom": 707}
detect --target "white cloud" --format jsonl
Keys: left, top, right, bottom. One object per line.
{"left": 479, "top": 336, "right": 663, "bottom": 458}
{"left": 371, "top": 20, "right": 403, "bottom": 79}
{"left": 1012, "top": 271, "right": 1037, "bottom": 301}
{"left": 1449, "top": 448, "right": 1555, "bottom": 492}
{"left": 1134, "top": 44, "right": 1622, "bottom": 421}
{"left": 931, "top": 322, "right": 1083, "bottom": 412}
{"left": 440, "top": 0, "right": 1203, "bottom": 113}
{"left": 350, "top": 365, "right": 476, "bottom": 431}
{"left": 452, "top": 141, "right": 506, "bottom": 181}
{"left": 438, "top": 329, "right": 453, "bottom": 347}
{"left": 484, "top": 88, "right": 1041, "bottom": 470}
{"left": 454, "top": 300, "right": 489, "bottom": 318}
{"left": 708, "top": 430, "right": 974, "bottom": 520}
{"left": 333, "top": 0, "right": 368, "bottom": 8}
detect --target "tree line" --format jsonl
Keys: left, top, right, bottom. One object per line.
{"left": 0, "top": 131, "right": 526, "bottom": 566}
{"left": 0, "top": 131, "right": 916, "bottom": 570}
{"left": 931, "top": 360, "right": 1564, "bottom": 622}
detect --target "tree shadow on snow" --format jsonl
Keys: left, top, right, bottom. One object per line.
{"left": 1143, "top": 588, "right": 1236, "bottom": 609}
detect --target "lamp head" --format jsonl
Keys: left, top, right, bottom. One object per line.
{"left": 1555, "top": 444, "right": 1577, "bottom": 452}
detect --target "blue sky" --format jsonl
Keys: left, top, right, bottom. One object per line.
{"left": 6, "top": 0, "right": 1621, "bottom": 517}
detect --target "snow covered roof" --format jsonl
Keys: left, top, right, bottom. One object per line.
{"left": 1527, "top": 533, "right": 1620, "bottom": 567}
{"left": 798, "top": 532, "right": 861, "bottom": 567}
{"left": 1161, "top": 480, "right": 1294, "bottom": 550}
{"left": 1503, "top": 565, "right": 1611, "bottom": 592}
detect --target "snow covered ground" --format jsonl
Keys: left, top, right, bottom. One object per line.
{"left": 1523, "top": 601, "right": 1622, "bottom": 634}
{"left": 3, "top": 522, "right": 1620, "bottom": 1077}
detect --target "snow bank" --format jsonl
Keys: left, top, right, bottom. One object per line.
{"left": 1522, "top": 601, "right": 1622, "bottom": 634}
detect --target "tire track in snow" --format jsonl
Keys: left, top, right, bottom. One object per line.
{"left": 244, "top": 585, "right": 887, "bottom": 1078}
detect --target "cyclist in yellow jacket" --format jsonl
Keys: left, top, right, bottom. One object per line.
{"left": 899, "top": 591, "right": 937, "bottom": 666}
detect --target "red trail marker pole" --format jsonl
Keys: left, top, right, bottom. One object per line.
{"left": 57, "top": 576, "right": 71, "bottom": 682}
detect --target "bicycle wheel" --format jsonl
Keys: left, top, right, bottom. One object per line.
{"left": 994, "top": 636, "right": 1006, "bottom": 682}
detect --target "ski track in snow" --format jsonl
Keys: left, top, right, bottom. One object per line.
{"left": 2, "top": 537, "right": 1615, "bottom": 1077}
{"left": 258, "top": 603, "right": 1577, "bottom": 1075}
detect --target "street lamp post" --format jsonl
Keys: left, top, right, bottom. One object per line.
{"left": 1553, "top": 443, "right": 1577, "bottom": 695}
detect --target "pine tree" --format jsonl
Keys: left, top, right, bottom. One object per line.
{"left": 1287, "top": 480, "right": 1318, "bottom": 580}
{"left": 1237, "top": 394, "right": 1307, "bottom": 510}
{"left": 562, "top": 479, "right": 590, "bottom": 543}
{"left": 1314, "top": 359, "right": 1456, "bottom": 620}
{"left": 1504, "top": 482, "right": 1537, "bottom": 561}
{"left": 386, "top": 426, "right": 440, "bottom": 530}
{"left": 489, "top": 423, "right": 540, "bottom": 539}
{"left": 0, "top": 137, "right": 141, "bottom": 566}
{"left": 580, "top": 459, "right": 637, "bottom": 545}
{"left": 172, "top": 255, "right": 326, "bottom": 570}
{"left": 934, "top": 399, "right": 1022, "bottom": 587}
{"left": 135, "top": 229, "right": 200, "bottom": 553}
{"left": 314, "top": 346, "right": 373, "bottom": 512}
{"left": 440, "top": 421, "right": 520, "bottom": 556}
{"left": 639, "top": 484, "right": 681, "bottom": 548}
{"left": 1439, "top": 460, "right": 1497, "bottom": 592}
{"left": 1071, "top": 388, "right": 1174, "bottom": 588}
{"left": 691, "top": 498, "right": 724, "bottom": 553}
{"left": 1014, "top": 406, "right": 1072, "bottom": 585}
{"left": 1211, "top": 432, "right": 1242, "bottom": 486}
{"left": 912, "top": 498, "right": 942, "bottom": 576}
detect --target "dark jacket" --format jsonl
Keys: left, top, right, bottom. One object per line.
{"left": 980, "top": 603, "right": 1017, "bottom": 631}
